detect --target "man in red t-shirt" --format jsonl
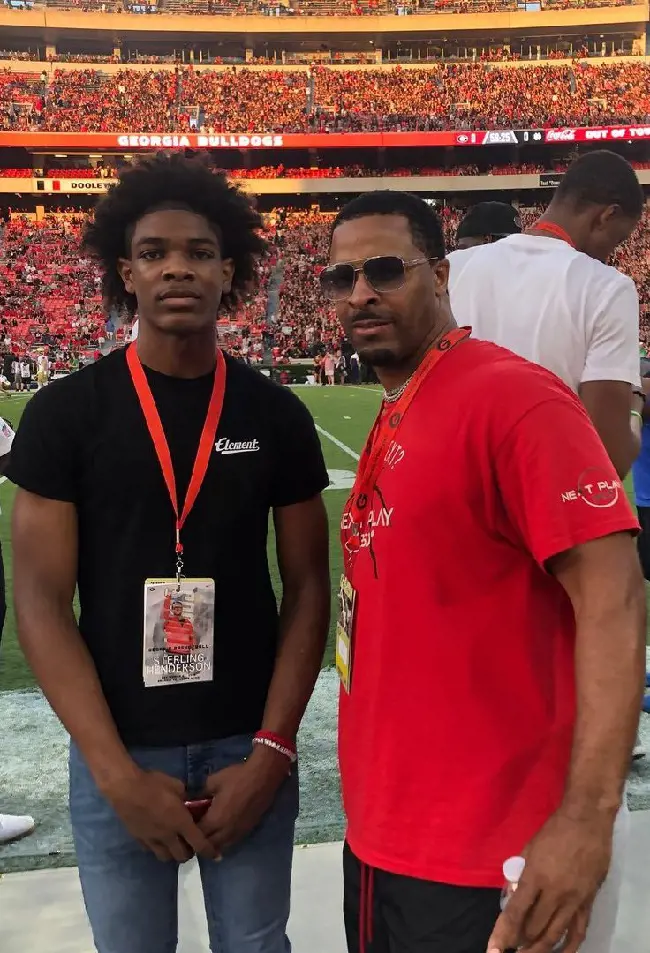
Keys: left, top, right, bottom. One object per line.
{"left": 321, "top": 191, "right": 646, "bottom": 953}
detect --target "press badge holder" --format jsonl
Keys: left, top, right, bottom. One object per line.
{"left": 336, "top": 573, "right": 357, "bottom": 693}
{"left": 142, "top": 578, "right": 215, "bottom": 688}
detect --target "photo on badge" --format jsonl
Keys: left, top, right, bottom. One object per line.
{"left": 336, "top": 574, "right": 356, "bottom": 694}
{"left": 142, "top": 578, "right": 215, "bottom": 688}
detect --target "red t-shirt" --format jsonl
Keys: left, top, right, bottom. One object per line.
{"left": 338, "top": 338, "right": 638, "bottom": 888}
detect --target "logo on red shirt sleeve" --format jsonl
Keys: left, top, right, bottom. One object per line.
{"left": 561, "top": 468, "right": 621, "bottom": 508}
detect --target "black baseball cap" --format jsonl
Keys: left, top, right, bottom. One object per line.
{"left": 456, "top": 202, "right": 522, "bottom": 242}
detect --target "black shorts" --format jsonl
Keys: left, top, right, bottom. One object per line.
{"left": 637, "top": 506, "right": 650, "bottom": 581}
{"left": 343, "top": 843, "right": 502, "bottom": 953}
{"left": 0, "top": 544, "right": 5, "bottom": 649}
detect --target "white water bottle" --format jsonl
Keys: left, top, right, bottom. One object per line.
{"left": 501, "top": 855, "right": 526, "bottom": 911}
{"left": 501, "top": 856, "right": 565, "bottom": 950}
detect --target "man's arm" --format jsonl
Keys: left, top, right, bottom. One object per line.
{"left": 578, "top": 278, "right": 641, "bottom": 478}
{"left": 578, "top": 380, "right": 639, "bottom": 479}
{"left": 12, "top": 488, "right": 216, "bottom": 861}
{"left": 489, "top": 532, "right": 645, "bottom": 953}
{"left": 639, "top": 375, "right": 650, "bottom": 422}
{"left": 486, "top": 374, "right": 645, "bottom": 953}
{"left": 12, "top": 489, "right": 136, "bottom": 790}
{"left": 550, "top": 532, "right": 646, "bottom": 817}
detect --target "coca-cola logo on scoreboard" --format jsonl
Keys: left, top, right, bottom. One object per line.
{"left": 545, "top": 128, "right": 577, "bottom": 143}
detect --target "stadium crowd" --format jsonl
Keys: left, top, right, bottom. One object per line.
{"left": 0, "top": 162, "right": 565, "bottom": 177}
{"left": 0, "top": 214, "right": 108, "bottom": 376}
{"left": 8, "top": 160, "right": 650, "bottom": 178}
{"left": 0, "top": 45, "right": 637, "bottom": 65}
{"left": 3, "top": 0, "right": 634, "bottom": 13}
{"left": 3, "top": 62, "right": 650, "bottom": 133}
{"left": 2, "top": 200, "right": 648, "bottom": 375}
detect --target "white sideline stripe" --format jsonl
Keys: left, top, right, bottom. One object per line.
{"left": 0, "top": 476, "right": 7, "bottom": 485}
{"left": 315, "top": 424, "right": 360, "bottom": 462}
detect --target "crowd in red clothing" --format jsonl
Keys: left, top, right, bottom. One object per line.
{"left": 8, "top": 161, "right": 650, "bottom": 179}
{"left": 2, "top": 203, "right": 650, "bottom": 370}
{"left": 0, "top": 214, "right": 109, "bottom": 374}
{"left": 10, "top": 0, "right": 635, "bottom": 13}
{"left": 311, "top": 62, "right": 650, "bottom": 131}
{"left": 3, "top": 62, "right": 650, "bottom": 133}
{"left": 215, "top": 163, "right": 552, "bottom": 178}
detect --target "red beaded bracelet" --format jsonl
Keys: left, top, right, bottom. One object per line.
{"left": 253, "top": 731, "right": 298, "bottom": 764}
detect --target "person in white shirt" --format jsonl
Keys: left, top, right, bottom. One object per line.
{"left": 36, "top": 354, "right": 49, "bottom": 390}
{"left": 11, "top": 359, "right": 21, "bottom": 392}
{"left": 0, "top": 415, "right": 35, "bottom": 845}
{"left": 20, "top": 360, "right": 31, "bottom": 391}
{"left": 449, "top": 150, "right": 644, "bottom": 480}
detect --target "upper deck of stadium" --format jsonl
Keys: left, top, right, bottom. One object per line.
{"left": 1, "top": 0, "right": 648, "bottom": 52}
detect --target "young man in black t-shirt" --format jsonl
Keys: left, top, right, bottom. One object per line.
{"left": 9, "top": 153, "right": 331, "bottom": 953}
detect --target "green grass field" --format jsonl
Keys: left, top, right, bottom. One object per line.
{"left": 0, "top": 384, "right": 384, "bottom": 693}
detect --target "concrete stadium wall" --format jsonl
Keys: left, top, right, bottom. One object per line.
{"left": 0, "top": 55, "right": 648, "bottom": 75}
{"left": 0, "top": 4, "right": 647, "bottom": 38}
{"left": 3, "top": 172, "right": 650, "bottom": 195}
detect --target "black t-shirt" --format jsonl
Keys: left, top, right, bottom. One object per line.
{"left": 8, "top": 349, "right": 329, "bottom": 747}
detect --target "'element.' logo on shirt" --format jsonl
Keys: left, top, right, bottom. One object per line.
{"left": 215, "top": 437, "right": 260, "bottom": 455}
{"left": 561, "top": 468, "right": 621, "bottom": 508}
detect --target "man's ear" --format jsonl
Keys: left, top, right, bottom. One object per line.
{"left": 118, "top": 258, "right": 135, "bottom": 295}
{"left": 596, "top": 204, "right": 621, "bottom": 230}
{"left": 433, "top": 257, "right": 450, "bottom": 297}
{"left": 221, "top": 258, "right": 235, "bottom": 296}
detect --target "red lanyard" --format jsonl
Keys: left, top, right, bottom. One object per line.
{"left": 126, "top": 343, "right": 227, "bottom": 578}
{"left": 527, "top": 220, "right": 576, "bottom": 248}
{"left": 344, "top": 326, "right": 470, "bottom": 571}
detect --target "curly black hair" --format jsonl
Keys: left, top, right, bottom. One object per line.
{"left": 83, "top": 152, "right": 267, "bottom": 317}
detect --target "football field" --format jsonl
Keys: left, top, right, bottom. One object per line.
{"left": 2, "top": 383, "right": 650, "bottom": 875}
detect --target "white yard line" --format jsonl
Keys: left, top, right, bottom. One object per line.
{"left": 315, "top": 424, "right": 360, "bottom": 462}
{"left": 0, "top": 476, "right": 6, "bottom": 485}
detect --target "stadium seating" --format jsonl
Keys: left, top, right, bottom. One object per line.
{"left": 2, "top": 0, "right": 631, "bottom": 11}
{"left": 0, "top": 163, "right": 557, "bottom": 177}
{"left": 2, "top": 63, "right": 650, "bottom": 133}
{"left": 1, "top": 205, "right": 649, "bottom": 370}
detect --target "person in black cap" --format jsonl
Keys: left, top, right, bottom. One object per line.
{"left": 446, "top": 202, "right": 522, "bottom": 309}
{"left": 453, "top": 201, "right": 522, "bottom": 251}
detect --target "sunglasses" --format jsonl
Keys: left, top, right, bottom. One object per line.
{"left": 319, "top": 255, "right": 438, "bottom": 301}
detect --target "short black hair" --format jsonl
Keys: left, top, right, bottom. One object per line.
{"left": 83, "top": 151, "right": 266, "bottom": 316}
{"left": 331, "top": 191, "right": 446, "bottom": 259}
{"left": 456, "top": 202, "right": 521, "bottom": 241}
{"left": 554, "top": 150, "right": 643, "bottom": 220}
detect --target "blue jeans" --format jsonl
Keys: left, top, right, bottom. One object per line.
{"left": 69, "top": 734, "right": 298, "bottom": 953}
